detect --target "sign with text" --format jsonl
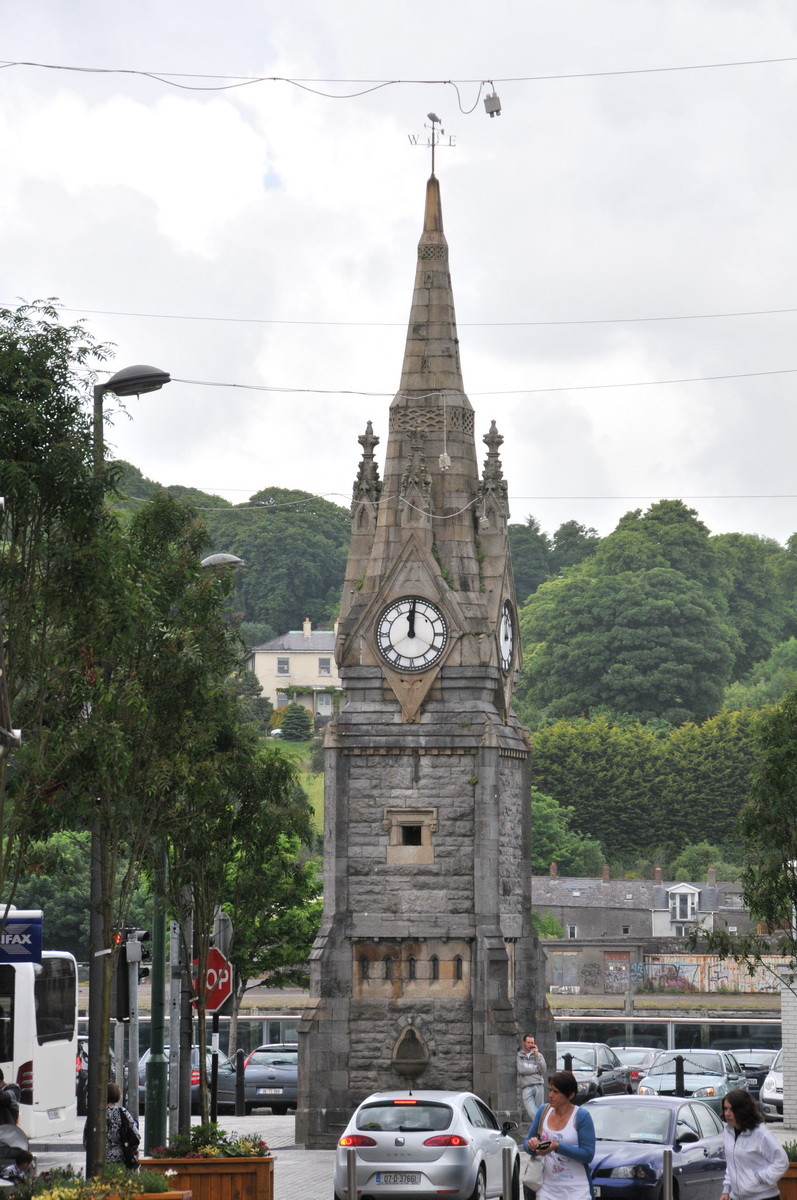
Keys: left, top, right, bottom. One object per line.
{"left": 0, "top": 909, "right": 43, "bottom": 964}
{"left": 192, "top": 946, "right": 233, "bottom": 1013}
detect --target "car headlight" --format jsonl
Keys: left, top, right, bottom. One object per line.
{"left": 610, "top": 1165, "right": 657, "bottom": 1181}
{"left": 578, "top": 1081, "right": 593, "bottom": 1092}
{"left": 637, "top": 1085, "right": 658, "bottom": 1096}
{"left": 763, "top": 1075, "right": 775, "bottom": 1091}
{"left": 693, "top": 1087, "right": 716, "bottom": 1098}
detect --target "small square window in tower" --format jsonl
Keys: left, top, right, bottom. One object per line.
{"left": 383, "top": 807, "right": 438, "bottom": 865}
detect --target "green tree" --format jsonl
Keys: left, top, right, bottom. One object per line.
{"left": 531, "top": 718, "right": 664, "bottom": 857}
{"left": 0, "top": 300, "right": 110, "bottom": 900}
{"left": 533, "top": 909, "right": 565, "bottom": 938}
{"left": 670, "top": 841, "right": 741, "bottom": 883}
{"left": 660, "top": 709, "right": 762, "bottom": 852}
{"left": 723, "top": 637, "right": 797, "bottom": 711}
{"left": 203, "top": 487, "right": 350, "bottom": 634}
{"left": 713, "top": 532, "right": 790, "bottom": 679}
{"left": 518, "top": 567, "right": 737, "bottom": 725}
{"left": 280, "top": 702, "right": 313, "bottom": 742}
{"left": 531, "top": 788, "right": 605, "bottom": 875}
{"left": 549, "top": 520, "right": 600, "bottom": 575}
{"left": 508, "top": 517, "right": 552, "bottom": 602}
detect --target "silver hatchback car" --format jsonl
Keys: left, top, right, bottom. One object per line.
{"left": 333, "top": 1090, "right": 519, "bottom": 1200}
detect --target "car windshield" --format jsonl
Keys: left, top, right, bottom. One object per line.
{"left": 356, "top": 1101, "right": 453, "bottom": 1133}
{"left": 558, "top": 1047, "right": 596, "bottom": 1071}
{"left": 590, "top": 1104, "right": 670, "bottom": 1145}
{"left": 615, "top": 1050, "right": 652, "bottom": 1066}
{"left": 737, "top": 1052, "right": 777, "bottom": 1068}
{"left": 771, "top": 1050, "right": 782, "bottom": 1071}
{"left": 648, "top": 1052, "right": 723, "bottom": 1077}
{"left": 249, "top": 1051, "right": 298, "bottom": 1066}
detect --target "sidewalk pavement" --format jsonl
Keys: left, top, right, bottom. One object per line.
{"left": 31, "top": 1114, "right": 336, "bottom": 1200}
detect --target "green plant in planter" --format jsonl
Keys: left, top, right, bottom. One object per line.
{"left": 135, "top": 1172, "right": 171, "bottom": 1194}
{"left": 148, "top": 1122, "right": 269, "bottom": 1159}
{"left": 782, "top": 1141, "right": 797, "bottom": 1162}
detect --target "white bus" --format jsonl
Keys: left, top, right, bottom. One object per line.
{"left": 0, "top": 951, "right": 78, "bottom": 1138}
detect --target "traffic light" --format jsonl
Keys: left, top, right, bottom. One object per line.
{"left": 126, "top": 928, "right": 151, "bottom": 983}
{"left": 111, "top": 932, "right": 129, "bottom": 1021}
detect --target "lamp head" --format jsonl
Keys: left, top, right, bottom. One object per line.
{"left": 101, "top": 364, "right": 171, "bottom": 398}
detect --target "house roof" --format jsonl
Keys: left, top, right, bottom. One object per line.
{"left": 250, "top": 630, "right": 336, "bottom": 653}
{"left": 531, "top": 875, "right": 741, "bottom": 914}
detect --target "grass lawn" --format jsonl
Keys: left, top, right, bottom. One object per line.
{"left": 271, "top": 738, "right": 323, "bottom": 832}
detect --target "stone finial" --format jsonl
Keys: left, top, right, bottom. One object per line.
{"left": 351, "top": 420, "right": 382, "bottom": 511}
{"left": 479, "top": 420, "right": 509, "bottom": 519}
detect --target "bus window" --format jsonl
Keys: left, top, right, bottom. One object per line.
{"left": 0, "top": 965, "right": 14, "bottom": 1062}
{"left": 34, "top": 957, "right": 76, "bottom": 1044}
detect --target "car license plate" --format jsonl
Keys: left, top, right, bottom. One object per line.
{"left": 257, "top": 1087, "right": 282, "bottom": 1095}
{"left": 593, "top": 1189, "right": 602, "bottom": 1197}
{"left": 376, "top": 1173, "right": 421, "bottom": 1185}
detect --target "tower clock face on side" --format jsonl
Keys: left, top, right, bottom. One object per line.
{"left": 499, "top": 600, "right": 515, "bottom": 673}
{"left": 376, "top": 597, "right": 448, "bottom": 672}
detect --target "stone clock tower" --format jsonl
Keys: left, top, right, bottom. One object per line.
{"left": 296, "top": 173, "right": 553, "bottom": 1148}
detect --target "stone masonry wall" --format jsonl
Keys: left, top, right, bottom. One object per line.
{"left": 346, "top": 752, "right": 477, "bottom": 924}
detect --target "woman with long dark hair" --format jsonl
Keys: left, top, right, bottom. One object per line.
{"left": 720, "top": 1088, "right": 787, "bottom": 1200}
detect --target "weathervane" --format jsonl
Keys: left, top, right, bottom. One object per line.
{"left": 407, "top": 113, "right": 456, "bottom": 174}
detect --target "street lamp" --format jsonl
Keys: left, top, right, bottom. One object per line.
{"left": 86, "top": 364, "right": 171, "bottom": 1177}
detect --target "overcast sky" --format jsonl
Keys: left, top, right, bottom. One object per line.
{"left": 3, "top": 2, "right": 797, "bottom": 545}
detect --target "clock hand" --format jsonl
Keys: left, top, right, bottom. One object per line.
{"left": 407, "top": 599, "right": 416, "bottom": 639}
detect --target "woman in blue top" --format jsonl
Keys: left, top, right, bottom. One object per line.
{"left": 523, "top": 1070, "right": 596, "bottom": 1200}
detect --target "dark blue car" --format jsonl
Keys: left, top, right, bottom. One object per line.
{"left": 586, "top": 1095, "right": 726, "bottom": 1200}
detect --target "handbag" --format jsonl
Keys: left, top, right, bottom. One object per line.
{"left": 523, "top": 1103, "right": 551, "bottom": 1194}
{"left": 118, "top": 1107, "right": 140, "bottom": 1169}
{"left": 523, "top": 1154, "right": 545, "bottom": 1192}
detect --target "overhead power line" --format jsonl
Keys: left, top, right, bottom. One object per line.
{"left": 11, "top": 301, "right": 797, "bottom": 330}
{"left": 0, "top": 54, "right": 795, "bottom": 96}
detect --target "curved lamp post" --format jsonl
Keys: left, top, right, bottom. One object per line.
{"left": 86, "top": 364, "right": 171, "bottom": 1176}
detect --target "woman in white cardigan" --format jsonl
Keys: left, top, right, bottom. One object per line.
{"left": 720, "top": 1089, "right": 788, "bottom": 1200}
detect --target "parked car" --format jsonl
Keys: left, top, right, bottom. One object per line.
{"left": 612, "top": 1049, "right": 662, "bottom": 1094}
{"left": 637, "top": 1049, "right": 748, "bottom": 1113}
{"left": 732, "top": 1049, "right": 779, "bottom": 1100}
{"left": 243, "top": 1043, "right": 297, "bottom": 1114}
{"left": 760, "top": 1048, "right": 783, "bottom": 1120}
{"left": 76, "top": 1040, "right": 122, "bottom": 1115}
{"left": 586, "top": 1094, "right": 726, "bottom": 1200}
{"left": 138, "top": 1045, "right": 237, "bottom": 1113}
{"left": 557, "top": 1042, "right": 632, "bottom": 1103}
{"left": 333, "top": 1090, "right": 519, "bottom": 1200}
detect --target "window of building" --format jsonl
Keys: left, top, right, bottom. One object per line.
{"left": 277, "top": 657, "right": 290, "bottom": 675}
{"left": 383, "top": 807, "right": 438, "bottom": 865}
{"left": 318, "top": 657, "right": 331, "bottom": 676}
{"left": 401, "top": 825, "right": 423, "bottom": 846}
{"left": 359, "top": 957, "right": 370, "bottom": 981}
{"left": 454, "top": 955, "right": 463, "bottom": 981}
{"left": 566, "top": 925, "right": 577, "bottom": 940}
{"left": 316, "top": 692, "right": 332, "bottom": 714}
{"left": 383, "top": 956, "right": 393, "bottom": 982}
{"left": 276, "top": 691, "right": 288, "bottom": 708}
{"left": 430, "top": 955, "right": 440, "bottom": 981}
{"left": 622, "top": 925, "right": 630, "bottom": 935}
{"left": 669, "top": 889, "right": 698, "bottom": 922}
{"left": 407, "top": 957, "right": 416, "bottom": 981}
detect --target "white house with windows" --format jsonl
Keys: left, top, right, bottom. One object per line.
{"left": 244, "top": 618, "right": 342, "bottom": 724}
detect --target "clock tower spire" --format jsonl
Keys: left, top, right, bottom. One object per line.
{"left": 297, "top": 173, "right": 553, "bottom": 1149}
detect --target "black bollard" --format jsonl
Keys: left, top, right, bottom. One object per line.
{"left": 235, "top": 1047, "right": 246, "bottom": 1116}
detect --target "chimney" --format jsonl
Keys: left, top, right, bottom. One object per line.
{"left": 303, "top": 617, "right": 312, "bottom": 640}
{"left": 549, "top": 862, "right": 558, "bottom": 878}
{"left": 707, "top": 866, "right": 716, "bottom": 887}
{"left": 654, "top": 865, "right": 663, "bottom": 883}
{"left": 602, "top": 864, "right": 610, "bottom": 882}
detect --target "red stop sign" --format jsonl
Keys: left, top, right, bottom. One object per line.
{"left": 192, "top": 947, "right": 233, "bottom": 1013}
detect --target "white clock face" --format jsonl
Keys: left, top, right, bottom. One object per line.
{"left": 499, "top": 601, "right": 515, "bottom": 673}
{"left": 376, "top": 597, "right": 448, "bottom": 672}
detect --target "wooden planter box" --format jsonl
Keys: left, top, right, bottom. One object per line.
{"left": 138, "top": 1158, "right": 273, "bottom": 1200}
{"left": 140, "top": 1193, "right": 192, "bottom": 1200}
{"left": 779, "top": 1163, "right": 797, "bottom": 1200}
